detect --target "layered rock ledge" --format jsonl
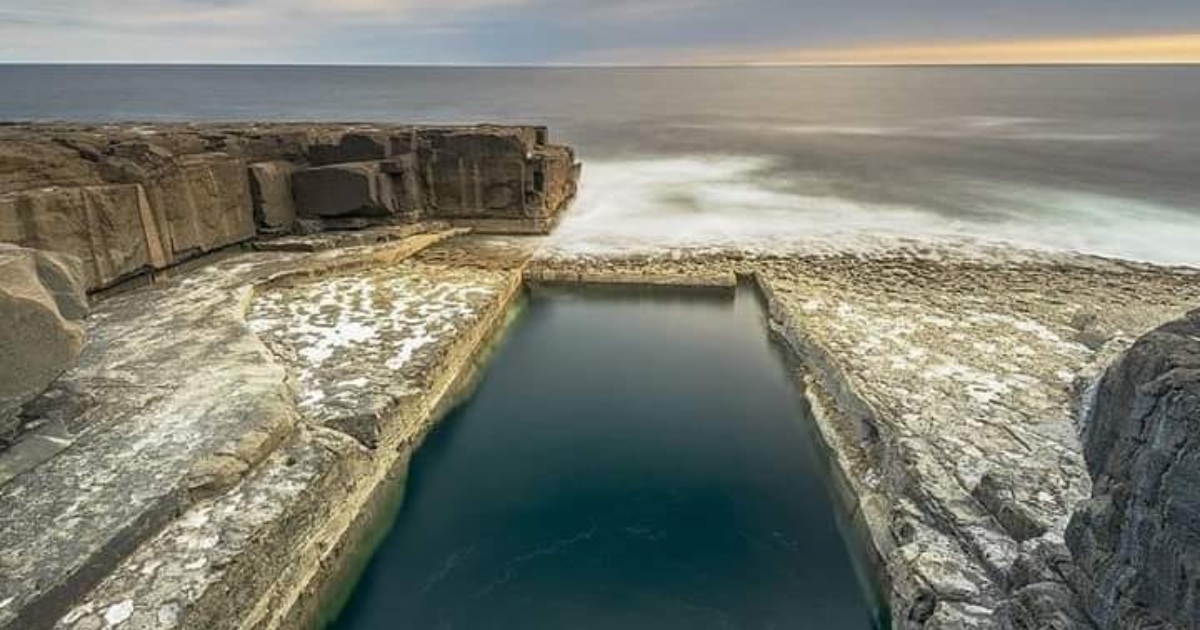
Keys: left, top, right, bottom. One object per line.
{"left": 0, "top": 230, "right": 531, "bottom": 630}
{"left": 0, "top": 123, "right": 579, "bottom": 293}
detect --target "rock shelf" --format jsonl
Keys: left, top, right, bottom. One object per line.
{"left": 0, "top": 230, "right": 528, "bottom": 630}
{"left": 0, "top": 123, "right": 579, "bottom": 292}
{"left": 2, "top": 123, "right": 1198, "bottom": 630}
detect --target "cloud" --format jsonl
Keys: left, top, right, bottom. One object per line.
{"left": 684, "top": 33, "right": 1200, "bottom": 65}
{"left": 1, "top": 0, "right": 1200, "bottom": 63}
{"left": 0, "top": 0, "right": 542, "bottom": 61}
{"left": 577, "top": 0, "right": 717, "bottom": 22}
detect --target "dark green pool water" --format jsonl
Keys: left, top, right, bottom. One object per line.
{"left": 328, "top": 285, "right": 887, "bottom": 630}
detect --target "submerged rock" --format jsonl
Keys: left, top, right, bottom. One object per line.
{"left": 0, "top": 244, "right": 87, "bottom": 440}
{"left": 1067, "top": 309, "right": 1200, "bottom": 630}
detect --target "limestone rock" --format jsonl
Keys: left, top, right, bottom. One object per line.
{"left": 995, "top": 582, "right": 1094, "bottom": 630}
{"left": 995, "top": 539, "right": 1093, "bottom": 630}
{"left": 0, "top": 139, "right": 103, "bottom": 195}
{"left": 143, "top": 153, "right": 256, "bottom": 259}
{"left": 306, "top": 131, "right": 391, "bottom": 166}
{"left": 0, "top": 245, "right": 87, "bottom": 439}
{"left": 210, "top": 128, "right": 311, "bottom": 163}
{"left": 420, "top": 129, "right": 533, "bottom": 219}
{"left": 973, "top": 472, "right": 1048, "bottom": 543}
{"left": 292, "top": 162, "right": 398, "bottom": 218}
{"left": 380, "top": 153, "right": 424, "bottom": 218}
{"left": 531, "top": 144, "right": 580, "bottom": 215}
{"left": 1067, "top": 308, "right": 1200, "bottom": 630}
{"left": 0, "top": 184, "right": 166, "bottom": 291}
{"left": 0, "top": 123, "right": 582, "bottom": 292}
{"left": 415, "top": 127, "right": 578, "bottom": 226}
{"left": 248, "top": 161, "right": 297, "bottom": 234}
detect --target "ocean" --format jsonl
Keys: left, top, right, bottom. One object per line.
{"left": 2, "top": 64, "right": 1198, "bottom": 263}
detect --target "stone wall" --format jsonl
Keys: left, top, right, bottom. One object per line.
{"left": 0, "top": 123, "right": 580, "bottom": 291}
{"left": 1065, "top": 309, "right": 1200, "bottom": 630}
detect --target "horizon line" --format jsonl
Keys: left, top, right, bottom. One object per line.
{"left": 2, "top": 61, "right": 1199, "bottom": 68}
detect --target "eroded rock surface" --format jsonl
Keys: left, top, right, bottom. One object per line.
{"left": 0, "top": 184, "right": 166, "bottom": 291}
{"left": 0, "top": 245, "right": 88, "bottom": 441}
{"left": 248, "top": 246, "right": 518, "bottom": 447}
{"left": 1066, "top": 309, "right": 1200, "bottom": 630}
{"left": 0, "top": 230, "right": 530, "bottom": 630}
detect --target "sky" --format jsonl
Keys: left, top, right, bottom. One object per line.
{"left": 1, "top": 0, "right": 1199, "bottom": 65}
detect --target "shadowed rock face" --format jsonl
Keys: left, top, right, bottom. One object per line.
{"left": 248, "top": 161, "right": 297, "bottom": 234}
{"left": 292, "top": 162, "right": 400, "bottom": 218}
{"left": 0, "top": 244, "right": 88, "bottom": 440}
{"left": 1067, "top": 309, "right": 1200, "bottom": 630}
{"left": 0, "top": 123, "right": 580, "bottom": 291}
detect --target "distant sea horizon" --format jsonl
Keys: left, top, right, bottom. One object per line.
{"left": 3, "top": 61, "right": 1199, "bottom": 66}
{"left": 3, "top": 63, "right": 1198, "bottom": 264}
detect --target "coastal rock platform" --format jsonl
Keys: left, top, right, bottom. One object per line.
{"left": 1, "top": 121, "right": 1197, "bottom": 630}
{"left": 2, "top": 227, "right": 1198, "bottom": 630}
{"left": 0, "top": 123, "right": 579, "bottom": 293}
{"left": 0, "top": 228, "right": 530, "bottom": 630}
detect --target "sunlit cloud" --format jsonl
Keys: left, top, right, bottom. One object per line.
{"left": 686, "top": 33, "right": 1200, "bottom": 66}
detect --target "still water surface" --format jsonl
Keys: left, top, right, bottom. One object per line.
{"left": 328, "top": 286, "right": 886, "bottom": 630}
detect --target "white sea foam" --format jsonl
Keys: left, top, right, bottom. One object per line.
{"left": 549, "top": 156, "right": 1200, "bottom": 265}
{"left": 675, "top": 117, "right": 1158, "bottom": 143}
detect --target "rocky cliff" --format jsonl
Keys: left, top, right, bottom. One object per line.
{"left": 0, "top": 123, "right": 580, "bottom": 292}
{"left": 1066, "top": 309, "right": 1200, "bottom": 630}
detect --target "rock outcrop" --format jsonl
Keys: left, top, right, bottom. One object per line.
{"left": 1066, "top": 309, "right": 1200, "bottom": 630}
{"left": 0, "top": 244, "right": 88, "bottom": 440}
{"left": 0, "top": 184, "right": 166, "bottom": 291}
{"left": 248, "top": 161, "right": 297, "bottom": 234}
{"left": 292, "top": 161, "right": 401, "bottom": 219}
{"left": 0, "top": 124, "right": 580, "bottom": 292}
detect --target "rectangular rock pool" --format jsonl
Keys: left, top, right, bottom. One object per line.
{"left": 323, "top": 283, "right": 889, "bottom": 629}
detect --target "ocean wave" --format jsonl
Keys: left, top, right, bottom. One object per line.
{"left": 672, "top": 118, "right": 1158, "bottom": 143}
{"left": 548, "top": 156, "right": 1200, "bottom": 266}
